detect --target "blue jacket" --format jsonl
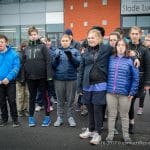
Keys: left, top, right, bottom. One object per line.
{"left": 52, "top": 46, "right": 81, "bottom": 81}
{"left": 107, "top": 56, "right": 139, "bottom": 96}
{"left": 0, "top": 46, "right": 20, "bottom": 81}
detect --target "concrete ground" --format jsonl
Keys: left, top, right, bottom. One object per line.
{"left": 0, "top": 92, "right": 150, "bottom": 150}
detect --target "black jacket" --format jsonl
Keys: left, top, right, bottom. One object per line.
{"left": 128, "top": 41, "right": 150, "bottom": 86}
{"left": 23, "top": 39, "right": 53, "bottom": 80}
{"left": 78, "top": 43, "right": 113, "bottom": 92}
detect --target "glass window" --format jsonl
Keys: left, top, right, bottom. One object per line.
{"left": 122, "top": 16, "right": 136, "bottom": 27}
{"left": 21, "top": 25, "right": 46, "bottom": 43}
{"left": 137, "top": 16, "right": 150, "bottom": 27}
{"left": 0, "top": 25, "right": 20, "bottom": 50}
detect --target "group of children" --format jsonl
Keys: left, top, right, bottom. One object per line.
{"left": 0, "top": 25, "right": 150, "bottom": 146}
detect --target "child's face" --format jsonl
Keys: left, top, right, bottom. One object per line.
{"left": 109, "top": 35, "right": 118, "bottom": 48}
{"left": 87, "top": 32, "right": 101, "bottom": 47}
{"left": 130, "top": 29, "right": 141, "bottom": 44}
{"left": 0, "top": 38, "right": 7, "bottom": 51}
{"left": 61, "top": 37, "right": 71, "bottom": 48}
{"left": 29, "top": 31, "right": 39, "bottom": 41}
{"left": 116, "top": 40, "right": 126, "bottom": 55}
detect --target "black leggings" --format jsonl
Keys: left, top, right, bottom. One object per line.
{"left": 86, "top": 104, "right": 104, "bottom": 134}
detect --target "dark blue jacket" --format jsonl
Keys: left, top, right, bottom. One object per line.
{"left": 107, "top": 56, "right": 139, "bottom": 96}
{"left": 0, "top": 46, "right": 20, "bottom": 81}
{"left": 52, "top": 46, "right": 81, "bottom": 81}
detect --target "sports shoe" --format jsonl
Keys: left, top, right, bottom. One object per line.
{"left": 0, "top": 120, "right": 8, "bottom": 127}
{"left": 79, "top": 128, "right": 95, "bottom": 139}
{"left": 106, "top": 135, "right": 114, "bottom": 144}
{"left": 50, "top": 106, "right": 54, "bottom": 112}
{"left": 81, "top": 109, "right": 88, "bottom": 116}
{"left": 54, "top": 117, "right": 63, "bottom": 127}
{"left": 68, "top": 117, "right": 76, "bottom": 127}
{"left": 28, "top": 117, "right": 36, "bottom": 127}
{"left": 137, "top": 107, "right": 143, "bottom": 115}
{"left": 41, "top": 116, "right": 51, "bottom": 127}
{"left": 124, "top": 136, "right": 132, "bottom": 144}
{"left": 35, "top": 105, "right": 44, "bottom": 112}
{"left": 12, "top": 120, "right": 20, "bottom": 128}
{"left": 90, "top": 132, "right": 101, "bottom": 145}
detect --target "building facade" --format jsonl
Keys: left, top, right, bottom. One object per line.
{"left": 0, "top": 0, "right": 150, "bottom": 49}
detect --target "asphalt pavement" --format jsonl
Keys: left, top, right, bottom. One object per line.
{"left": 0, "top": 92, "right": 150, "bottom": 150}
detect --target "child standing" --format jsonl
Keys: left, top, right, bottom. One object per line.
{"left": 16, "top": 42, "right": 29, "bottom": 117}
{"left": 53, "top": 34, "right": 81, "bottom": 127}
{"left": 106, "top": 39, "right": 139, "bottom": 143}
{"left": 0, "top": 34, "right": 20, "bottom": 127}
{"left": 23, "top": 26, "right": 53, "bottom": 127}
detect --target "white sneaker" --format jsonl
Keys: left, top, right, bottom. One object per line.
{"left": 90, "top": 132, "right": 101, "bottom": 145}
{"left": 79, "top": 128, "right": 95, "bottom": 139}
{"left": 137, "top": 107, "right": 143, "bottom": 115}
{"left": 35, "top": 106, "right": 43, "bottom": 112}
{"left": 50, "top": 106, "right": 54, "bottom": 111}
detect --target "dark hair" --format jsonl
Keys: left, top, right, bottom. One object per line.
{"left": 20, "top": 41, "right": 28, "bottom": 50}
{"left": 114, "top": 27, "right": 125, "bottom": 37}
{"left": 113, "top": 38, "right": 129, "bottom": 56}
{"left": 0, "top": 34, "right": 8, "bottom": 42}
{"left": 47, "top": 38, "right": 51, "bottom": 42}
{"left": 109, "top": 31, "right": 121, "bottom": 40}
{"left": 64, "top": 29, "right": 73, "bottom": 36}
{"left": 28, "top": 26, "right": 38, "bottom": 35}
{"left": 91, "top": 26, "right": 105, "bottom": 37}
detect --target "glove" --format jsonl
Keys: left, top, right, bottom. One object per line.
{"left": 55, "top": 55, "right": 60, "bottom": 61}
{"left": 64, "top": 51, "right": 72, "bottom": 60}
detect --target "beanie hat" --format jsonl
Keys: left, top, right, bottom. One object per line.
{"left": 64, "top": 29, "right": 73, "bottom": 36}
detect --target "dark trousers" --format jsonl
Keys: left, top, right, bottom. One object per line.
{"left": 0, "top": 83, "right": 18, "bottom": 122}
{"left": 27, "top": 79, "right": 50, "bottom": 116}
{"left": 129, "top": 87, "right": 146, "bottom": 120}
{"left": 86, "top": 104, "right": 104, "bottom": 135}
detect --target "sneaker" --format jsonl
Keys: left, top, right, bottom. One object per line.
{"left": 106, "top": 135, "right": 114, "bottom": 144}
{"left": 35, "top": 105, "right": 43, "bottom": 112}
{"left": 28, "top": 117, "right": 36, "bottom": 127}
{"left": 81, "top": 109, "right": 88, "bottom": 116}
{"left": 18, "top": 111, "right": 24, "bottom": 117}
{"left": 79, "top": 128, "right": 95, "bottom": 139}
{"left": 68, "top": 117, "right": 76, "bottom": 127}
{"left": 124, "top": 136, "right": 132, "bottom": 144}
{"left": 113, "top": 128, "right": 119, "bottom": 135}
{"left": 54, "top": 117, "right": 63, "bottom": 127}
{"left": 50, "top": 106, "right": 54, "bottom": 112}
{"left": 137, "top": 107, "right": 143, "bottom": 115}
{"left": 12, "top": 121, "right": 20, "bottom": 128}
{"left": 42, "top": 116, "right": 51, "bottom": 127}
{"left": 0, "top": 120, "right": 8, "bottom": 127}
{"left": 90, "top": 132, "right": 101, "bottom": 145}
